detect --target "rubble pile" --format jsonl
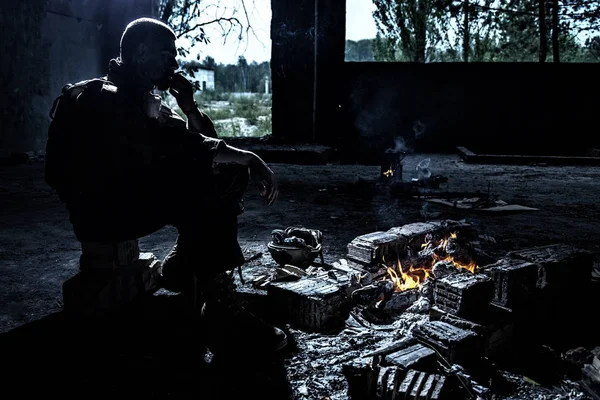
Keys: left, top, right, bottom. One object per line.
{"left": 238, "top": 220, "right": 599, "bottom": 399}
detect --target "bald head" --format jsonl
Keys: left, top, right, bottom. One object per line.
{"left": 120, "top": 17, "right": 177, "bottom": 64}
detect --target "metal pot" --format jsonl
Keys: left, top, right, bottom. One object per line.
{"left": 267, "top": 241, "right": 323, "bottom": 268}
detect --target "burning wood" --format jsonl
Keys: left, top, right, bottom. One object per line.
{"left": 344, "top": 223, "right": 481, "bottom": 316}
{"left": 346, "top": 220, "right": 474, "bottom": 270}
{"left": 376, "top": 290, "right": 420, "bottom": 313}
{"left": 419, "top": 232, "right": 477, "bottom": 273}
{"left": 375, "top": 231, "right": 478, "bottom": 298}
{"left": 433, "top": 273, "right": 494, "bottom": 322}
{"left": 387, "top": 220, "right": 473, "bottom": 255}
{"left": 351, "top": 280, "right": 395, "bottom": 305}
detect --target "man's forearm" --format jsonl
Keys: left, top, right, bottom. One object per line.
{"left": 213, "top": 143, "right": 255, "bottom": 166}
{"left": 186, "top": 108, "right": 218, "bottom": 138}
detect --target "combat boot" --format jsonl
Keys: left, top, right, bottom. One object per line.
{"left": 160, "top": 236, "right": 194, "bottom": 294}
{"left": 200, "top": 271, "right": 288, "bottom": 356}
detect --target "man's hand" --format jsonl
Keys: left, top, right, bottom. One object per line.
{"left": 249, "top": 155, "right": 279, "bottom": 206}
{"left": 168, "top": 73, "right": 197, "bottom": 114}
{"left": 212, "top": 145, "right": 279, "bottom": 205}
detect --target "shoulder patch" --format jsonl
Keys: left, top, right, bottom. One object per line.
{"left": 101, "top": 82, "right": 118, "bottom": 94}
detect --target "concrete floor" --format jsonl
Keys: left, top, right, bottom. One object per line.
{"left": 1, "top": 152, "right": 599, "bottom": 398}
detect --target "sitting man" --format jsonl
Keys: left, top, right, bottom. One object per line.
{"left": 45, "top": 17, "right": 287, "bottom": 356}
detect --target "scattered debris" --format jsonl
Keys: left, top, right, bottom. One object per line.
{"left": 231, "top": 221, "right": 598, "bottom": 399}
{"left": 417, "top": 196, "right": 539, "bottom": 213}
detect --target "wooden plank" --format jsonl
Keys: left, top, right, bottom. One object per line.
{"left": 456, "top": 146, "right": 476, "bottom": 159}
{"left": 456, "top": 150, "right": 600, "bottom": 166}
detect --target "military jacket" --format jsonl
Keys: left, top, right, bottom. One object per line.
{"left": 45, "top": 77, "right": 224, "bottom": 203}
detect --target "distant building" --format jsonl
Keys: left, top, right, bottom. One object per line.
{"left": 189, "top": 66, "right": 215, "bottom": 91}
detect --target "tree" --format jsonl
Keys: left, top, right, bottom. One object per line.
{"left": 373, "top": 0, "right": 453, "bottom": 62}
{"left": 203, "top": 55, "right": 217, "bottom": 69}
{"left": 586, "top": 36, "right": 600, "bottom": 61}
{"left": 237, "top": 56, "right": 248, "bottom": 92}
{"left": 345, "top": 39, "right": 376, "bottom": 61}
{"left": 373, "top": 33, "right": 397, "bottom": 61}
{"left": 157, "top": 0, "right": 259, "bottom": 59}
{"left": 370, "top": 0, "right": 599, "bottom": 63}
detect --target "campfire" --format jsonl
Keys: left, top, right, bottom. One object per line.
{"left": 246, "top": 220, "right": 598, "bottom": 400}
{"left": 383, "top": 232, "right": 478, "bottom": 294}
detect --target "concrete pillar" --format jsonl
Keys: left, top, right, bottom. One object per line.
{"left": 313, "top": 0, "right": 346, "bottom": 146}
{"left": 271, "top": 0, "right": 316, "bottom": 143}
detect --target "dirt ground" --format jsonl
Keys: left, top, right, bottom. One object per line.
{"left": 1, "top": 152, "right": 599, "bottom": 398}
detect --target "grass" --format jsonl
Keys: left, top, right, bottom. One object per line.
{"left": 195, "top": 91, "right": 272, "bottom": 138}
{"left": 168, "top": 90, "right": 272, "bottom": 138}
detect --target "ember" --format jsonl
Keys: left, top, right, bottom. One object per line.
{"left": 382, "top": 232, "right": 478, "bottom": 293}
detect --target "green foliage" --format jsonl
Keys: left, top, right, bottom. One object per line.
{"left": 368, "top": 0, "right": 600, "bottom": 63}
{"left": 194, "top": 93, "right": 272, "bottom": 138}
{"left": 345, "top": 39, "right": 376, "bottom": 61}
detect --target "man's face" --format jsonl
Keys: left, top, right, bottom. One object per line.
{"left": 139, "top": 37, "right": 179, "bottom": 91}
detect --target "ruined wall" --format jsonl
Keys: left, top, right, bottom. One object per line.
{"left": 270, "top": 0, "right": 599, "bottom": 160}
{"left": 0, "top": 0, "right": 156, "bottom": 154}
{"left": 339, "top": 62, "right": 600, "bottom": 164}
{"left": 1, "top": 1, "right": 53, "bottom": 154}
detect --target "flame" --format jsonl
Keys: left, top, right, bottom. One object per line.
{"left": 430, "top": 255, "right": 477, "bottom": 273}
{"left": 383, "top": 166, "right": 394, "bottom": 177}
{"left": 382, "top": 232, "right": 478, "bottom": 292}
{"left": 387, "top": 260, "right": 431, "bottom": 291}
{"left": 430, "top": 232, "right": 477, "bottom": 273}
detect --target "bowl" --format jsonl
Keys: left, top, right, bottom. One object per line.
{"left": 267, "top": 241, "right": 322, "bottom": 268}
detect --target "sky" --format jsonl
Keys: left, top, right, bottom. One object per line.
{"left": 180, "top": 0, "right": 378, "bottom": 65}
